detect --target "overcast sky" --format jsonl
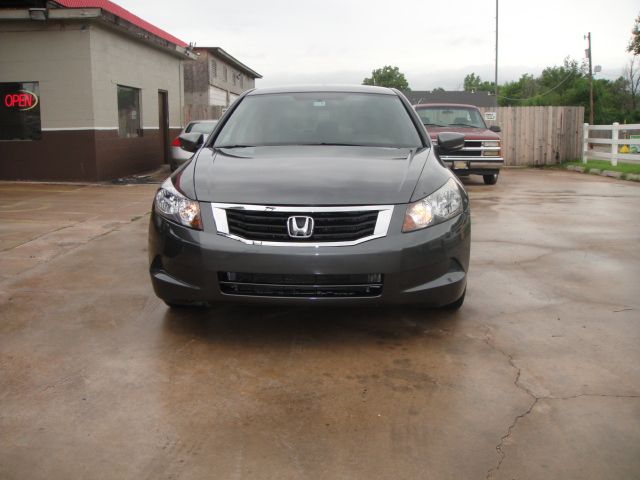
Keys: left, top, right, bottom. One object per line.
{"left": 119, "top": 0, "right": 638, "bottom": 90}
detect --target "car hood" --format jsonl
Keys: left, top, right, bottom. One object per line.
{"left": 191, "top": 145, "right": 432, "bottom": 206}
{"left": 426, "top": 126, "right": 500, "bottom": 141}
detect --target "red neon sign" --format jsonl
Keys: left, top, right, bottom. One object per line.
{"left": 3, "top": 90, "right": 38, "bottom": 111}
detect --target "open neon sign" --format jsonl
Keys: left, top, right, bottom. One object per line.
{"left": 3, "top": 90, "right": 39, "bottom": 111}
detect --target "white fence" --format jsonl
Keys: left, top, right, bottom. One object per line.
{"left": 582, "top": 123, "right": 640, "bottom": 165}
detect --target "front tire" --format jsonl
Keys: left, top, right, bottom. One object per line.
{"left": 483, "top": 174, "right": 498, "bottom": 185}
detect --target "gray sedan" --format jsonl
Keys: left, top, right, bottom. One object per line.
{"left": 150, "top": 86, "right": 470, "bottom": 309}
{"left": 169, "top": 120, "right": 218, "bottom": 171}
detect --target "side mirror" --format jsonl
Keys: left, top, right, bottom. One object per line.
{"left": 436, "top": 132, "right": 465, "bottom": 152}
{"left": 489, "top": 125, "right": 501, "bottom": 133}
{"left": 179, "top": 132, "right": 204, "bottom": 152}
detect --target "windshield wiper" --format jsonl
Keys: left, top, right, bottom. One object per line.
{"left": 424, "top": 123, "right": 447, "bottom": 127}
{"left": 216, "top": 144, "right": 255, "bottom": 149}
{"left": 294, "top": 142, "right": 366, "bottom": 147}
{"left": 449, "top": 123, "right": 481, "bottom": 128}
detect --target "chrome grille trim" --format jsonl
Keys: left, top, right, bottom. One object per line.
{"left": 211, "top": 203, "right": 394, "bottom": 247}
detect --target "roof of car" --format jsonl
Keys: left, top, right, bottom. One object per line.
{"left": 247, "top": 85, "right": 396, "bottom": 95}
{"left": 414, "top": 103, "right": 479, "bottom": 109}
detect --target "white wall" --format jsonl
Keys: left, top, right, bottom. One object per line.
{"left": 89, "top": 23, "right": 184, "bottom": 130}
{"left": 0, "top": 23, "right": 94, "bottom": 129}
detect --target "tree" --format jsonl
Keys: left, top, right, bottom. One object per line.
{"left": 463, "top": 73, "right": 494, "bottom": 93}
{"left": 628, "top": 14, "right": 640, "bottom": 55}
{"left": 362, "top": 66, "right": 409, "bottom": 90}
{"left": 625, "top": 56, "right": 640, "bottom": 111}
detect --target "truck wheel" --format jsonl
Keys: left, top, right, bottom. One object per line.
{"left": 483, "top": 174, "right": 498, "bottom": 185}
{"left": 442, "top": 288, "right": 465, "bottom": 311}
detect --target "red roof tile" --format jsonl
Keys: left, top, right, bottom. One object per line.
{"left": 55, "top": 0, "right": 188, "bottom": 47}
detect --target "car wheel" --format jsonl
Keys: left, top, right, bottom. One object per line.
{"left": 483, "top": 174, "right": 498, "bottom": 185}
{"left": 442, "top": 288, "right": 465, "bottom": 310}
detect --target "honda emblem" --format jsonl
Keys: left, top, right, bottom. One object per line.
{"left": 287, "top": 216, "right": 314, "bottom": 238}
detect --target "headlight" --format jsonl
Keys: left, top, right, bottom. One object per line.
{"left": 482, "top": 140, "right": 501, "bottom": 157}
{"left": 154, "top": 178, "right": 202, "bottom": 230}
{"left": 403, "top": 178, "right": 463, "bottom": 232}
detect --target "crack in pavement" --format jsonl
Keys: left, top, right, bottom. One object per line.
{"left": 0, "top": 213, "right": 150, "bottom": 288}
{"left": 482, "top": 327, "right": 640, "bottom": 480}
{"left": 483, "top": 328, "right": 538, "bottom": 480}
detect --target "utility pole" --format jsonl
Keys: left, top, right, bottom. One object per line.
{"left": 585, "top": 32, "right": 594, "bottom": 125}
{"left": 494, "top": 0, "right": 499, "bottom": 98}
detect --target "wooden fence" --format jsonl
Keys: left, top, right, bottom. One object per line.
{"left": 582, "top": 122, "right": 640, "bottom": 165}
{"left": 478, "top": 106, "right": 584, "bottom": 166}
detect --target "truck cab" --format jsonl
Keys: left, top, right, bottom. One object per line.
{"left": 415, "top": 103, "right": 503, "bottom": 185}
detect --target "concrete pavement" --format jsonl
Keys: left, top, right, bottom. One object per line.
{"left": 1, "top": 169, "right": 639, "bottom": 479}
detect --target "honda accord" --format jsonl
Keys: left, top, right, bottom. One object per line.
{"left": 148, "top": 85, "right": 470, "bottom": 309}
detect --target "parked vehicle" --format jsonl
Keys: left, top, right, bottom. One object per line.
{"left": 414, "top": 103, "right": 503, "bottom": 185}
{"left": 149, "top": 86, "right": 470, "bottom": 309}
{"left": 169, "top": 120, "right": 218, "bottom": 171}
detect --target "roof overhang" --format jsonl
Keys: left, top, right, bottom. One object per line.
{"left": 0, "top": 8, "right": 197, "bottom": 60}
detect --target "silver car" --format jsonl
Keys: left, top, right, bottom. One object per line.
{"left": 170, "top": 120, "right": 218, "bottom": 171}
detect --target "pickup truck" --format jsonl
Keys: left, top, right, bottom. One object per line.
{"left": 414, "top": 103, "right": 503, "bottom": 185}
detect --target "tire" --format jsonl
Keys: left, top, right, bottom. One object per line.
{"left": 483, "top": 174, "right": 498, "bottom": 185}
{"left": 442, "top": 288, "right": 465, "bottom": 311}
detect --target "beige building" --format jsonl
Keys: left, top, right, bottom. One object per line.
{"left": 184, "top": 47, "right": 262, "bottom": 122}
{"left": 0, "top": 1, "right": 194, "bottom": 181}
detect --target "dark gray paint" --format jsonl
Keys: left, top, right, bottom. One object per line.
{"left": 188, "top": 145, "right": 451, "bottom": 206}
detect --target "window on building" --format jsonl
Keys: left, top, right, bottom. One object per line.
{"left": 223, "top": 65, "right": 228, "bottom": 83}
{"left": 0, "top": 81, "right": 41, "bottom": 141}
{"left": 117, "top": 85, "right": 141, "bottom": 138}
{"left": 209, "top": 58, "right": 217, "bottom": 80}
{"left": 239, "top": 74, "right": 244, "bottom": 88}
{"left": 209, "top": 85, "right": 227, "bottom": 107}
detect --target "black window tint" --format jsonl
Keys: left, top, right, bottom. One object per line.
{"left": 117, "top": 85, "right": 141, "bottom": 138}
{"left": 0, "top": 82, "right": 41, "bottom": 141}
{"left": 215, "top": 92, "right": 422, "bottom": 148}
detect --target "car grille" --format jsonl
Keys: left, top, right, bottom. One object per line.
{"left": 453, "top": 140, "right": 482, "bottom": 157}
{"left": 225, "top": 209, "right": 379, "bottom": 242}
{"left": 218, "top": 272, "right": 383, "bottom": 298}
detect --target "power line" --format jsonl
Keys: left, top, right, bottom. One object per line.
{"left": 497, "top": 70, "right": 578, "bottom": 102}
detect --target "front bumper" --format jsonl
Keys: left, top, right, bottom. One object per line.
{"left": 148, "top": 205, "right": 470, "bottom": 306}
{"left": 441, "top": 156, "right": 504, "bottom": 175}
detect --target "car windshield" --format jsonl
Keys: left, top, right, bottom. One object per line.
{"left": 186, "top": 122, "right": 217, "bottom": 134}
{"left": 416, "top": 107, "right": 486, "bottom": 129}
{"left": 214, "top": 92, "right": 422, "bottom": 148}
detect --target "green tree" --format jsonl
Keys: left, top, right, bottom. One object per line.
{"left": 362, "top": 66, "right": 410, "bottom": 90}
{"left": 495, "top": 56, "right": 640, "bottom": 123}
{"left": 463, "top": 73, "right": 494, "bottom": 92}
{"left": 628, "top": 14, "right": 640, "bottom": 55}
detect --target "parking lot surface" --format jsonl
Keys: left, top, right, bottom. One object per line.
{"left": 1, "top": 169, "right": 639, "bottom": 480}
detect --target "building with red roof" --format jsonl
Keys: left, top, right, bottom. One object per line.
{"left": 0, "top": 0, "right": 197, "bottom": 181}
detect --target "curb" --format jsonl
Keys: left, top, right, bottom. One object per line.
{"left": 565, "top": 165, "right": 639, "bottom": 182}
